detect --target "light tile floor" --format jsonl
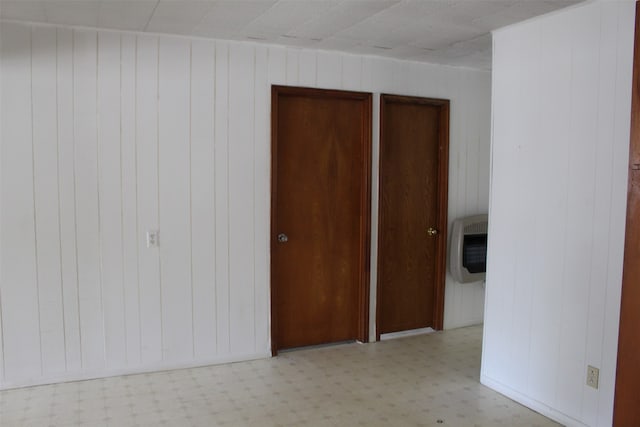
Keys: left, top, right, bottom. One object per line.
{"left": 0, "top": 325, "right": 559, "bottom": 427}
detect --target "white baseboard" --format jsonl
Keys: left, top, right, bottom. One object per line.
{"left": 0, "top": 351, "right": 272, "bottom": 391}
{"left": 380, "top": 327, "right": 435, "bottom": 340}
{"left": 480, "top": 374, "right": 587, "bottom": 427}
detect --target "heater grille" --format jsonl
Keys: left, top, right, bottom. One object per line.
{"left": 450, "top": 214, "right": 488, "bottom": 283}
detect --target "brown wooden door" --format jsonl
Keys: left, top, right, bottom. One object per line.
{"left": 376, "top": 94, "right": 449, "bottom": 338}
{"left": 613, "top": 3, "right": 640, "bottom": 425}
{"left": 271, "top": 86, "right": 371, "bottom": 354}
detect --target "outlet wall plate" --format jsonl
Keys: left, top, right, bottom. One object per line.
{"left": 146, "top": 230, "right": 159, "bottom": 248}
{"left": 587, "top": 365, "right": 599, "bottom": 389}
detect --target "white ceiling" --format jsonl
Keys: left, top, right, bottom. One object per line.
{"left": 0, "top": 0, "right": 582, "bottom": 69}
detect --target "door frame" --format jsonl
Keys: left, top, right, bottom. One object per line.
{"left": 613, "top": 2, "right": 640, "bottom": 424}
{"left": 270, "top": 85, "right": 372, "bottom": 356}
{"left": 376, "top": 94, "right": 450, "bottom": 341}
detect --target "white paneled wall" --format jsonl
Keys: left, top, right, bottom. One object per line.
{"left": 482, "top": 2, "right": 634, "bottom": 426}
{"left": 0, "top": 21, "right": 490, "bottom": 388}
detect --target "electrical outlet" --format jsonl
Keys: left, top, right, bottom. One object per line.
{"left": 587, "top": 365, "right": 599, "bottom": 389}
{"left": 146, "top": 230, "right": 159, "bottom": 248}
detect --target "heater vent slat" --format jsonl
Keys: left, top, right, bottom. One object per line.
{"left": 463, "top": 222, "right": 487, "bottom": 234}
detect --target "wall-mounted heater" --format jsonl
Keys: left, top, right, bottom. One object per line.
{"left": 450, "top": 214, "right": 488, "bottom": 283}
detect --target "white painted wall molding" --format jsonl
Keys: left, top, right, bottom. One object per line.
{"left": 480, "top": 375, "right": 588, "bottom": 427}
{"left": 1, "top": 351, "right": 271, "bottom": 391}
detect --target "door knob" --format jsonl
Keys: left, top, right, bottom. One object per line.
{"left": 277, "top": 233, "right": 288, "bottom": 243}
{"left": 427, "top": 227, "right": 438, "bottom": 237}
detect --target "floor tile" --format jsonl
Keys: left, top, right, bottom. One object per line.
{"left": 0, "top": 325, "right": 559, "bottom": 426}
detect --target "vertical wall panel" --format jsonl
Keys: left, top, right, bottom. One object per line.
{"left": 267, "top": 46, "right": 286, "bottom": 86}
{"left": 599, "top": 4, "right": 635, "bottom": 425}
{"left": 368, "top": 57, "right": 394, "bottom": 94}
{"left": 526, "top": 12, "right": 570, "bottom": 405}
{"left": 341, "top": 54, "right": 362, "bottom": 90}
{"left": 362, "top": 57, "right": 378, "bottom": 341}
{"left": 369, "top": 94, "right": 380, "bottom": 342}
{"left": 475, "top": 70, "right": 491, "bottom": 214}
{"left": 483, "top": 27, "right": 520, "bottom": 386}
{"left": 389, "top": 59, "right": 402, "bottom": 94}
{"left": 285, "top": 49, "right": 298, "bottom": 86}
{"left": 253, "top": 45, "right": 270, "bottom": 352}
{"left": 228, "top": 43, "right": 255, "bottom": 355}
{"left": 506, "top": 23, "right": 540, "bottom": 393}
{"left": 136, "top": 35, "right": 162, "bottom": 364}
{"left": 31, "top": 26, "right": 67, "bottom": 375}
{"left": 583, "top": 7, "right": 617, "bottom": 420}
{"left": 482, "top": 2, "right": 635, "bottom": 426}
{"left": 56, "top": 27, "right": 82, "bottom": 371}
{"left": 582, "top": 6, "right": 618, "bottom": 421}
{"left": 555, "top": 6, "right": 600, "bottom": 416}
{"left": 191, "top": 39, "right": 217, "bottom": 358}
{"left": 451, "top": 67, "right": 466, "bottom": 225}
{"left": 317, "top": 51, "right": 341, "bottom": 88}
{"left": 267, "top": 46, "right": 287, "bottom": 86}
{"left": 0, "top": 287, "right": 2, "bottom": 382}
{"left": 73, "top": 29, "right": 105, "bottom": 371}
{"left": 298, "top": 49, "right": 316, "bottom": 87}
{"left": 446, "top": 65, "right": 461, "bottom": 301}
{"left": 0, "top": 21, "right": 492, "bottom": 388}
{"left": 582, "top": 0, "right": 618, "bottom": 412}
{"left": 158, "top": 37, "right": 193, "bottom": 362}
{"left": 359, "top": 56, "right": 373, "bottom": 92}
{"left": 463, "top": 76, "right": 480, "bottom": 214}
{"left": 392, "top": 60, "right": 410, "bottom": 95}
{"left": 214, "top": 40, "right": 230, "bottom": 356}
{"left": 98, "top": 31, "right": 127, "bottom": 368}
{"left": 0, "top": 23, "right": 41, "bottom": 382}
{"left": 264, "top": 45, "right": 286, "bottom": 347}
{"left": 120, "top": 34, "right": 141, "bottom": 366}
{"left": 442, "top": 70, "right": 468, "bottom": 327}
{"left": 454, "top": 69, "right": 490, "bottom": 328}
